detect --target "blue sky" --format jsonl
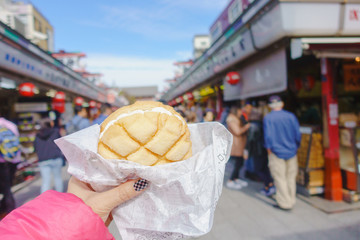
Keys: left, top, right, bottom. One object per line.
{"left": 31, "top": 0, "right": 229, "bottom": 91}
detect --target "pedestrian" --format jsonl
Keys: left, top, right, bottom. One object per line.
{"left": 0, "top": 176, "right": 149, "bottom": 239}
{"left": 0, "top": 116, "right": 21, "bottom": 218}
{"left": 219, "top": 103, "right": 230, "bottom": 128}
{"left": 203, "top": 108, "right": 215, "bottom": 122}
{"left": 65, "top": 105, "right": 91, "bottom": 134}
{"left": 226, "top": 104, "right": 250, "bottom": 190}
{"left": 263, "top": 95, "right": 301, "bottom": 210}
{"left": 246, "top": 120, "right": 275, "bottom": 197}
{"left": 93, "top": 103, "right": 113, "bottom": 125}
{"left": 34, "top": 118, "right": 64, "bottom": 193}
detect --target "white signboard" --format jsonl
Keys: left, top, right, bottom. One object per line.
{"left": 343, "top": 4, "right": 360, "bottom": 35}
{"left": 15, "top": 102, "right": 48, "bottom": 112}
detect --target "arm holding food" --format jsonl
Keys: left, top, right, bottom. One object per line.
{"left": 0, "top": 177, "right": 148, "bottom": 240}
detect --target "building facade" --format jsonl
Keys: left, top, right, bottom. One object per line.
{"left": 193, "top": 35, "right": 210, "bottom": 60}
{"left": 0, "top": 0, "right": 54, "bottom": 52}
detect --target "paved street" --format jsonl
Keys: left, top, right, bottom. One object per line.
{"left": 10, "top": 162, "right": 360, "bottom": 240}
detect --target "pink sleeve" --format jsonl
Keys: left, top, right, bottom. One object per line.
{"left": 0, "top": 190, "right": 115, "bottom": 240}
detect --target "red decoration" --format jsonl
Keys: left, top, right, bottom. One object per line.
{"left": 52, "top": 101, "right": 65, "bottom": 113}
{"left": 225, "top": 72, "right": 241, "bottom": 85}
{"left": 75, "top": 97, "right": 84, "bottom": 106}
{"left": 303, "top": 75, "right": 315, "bottom": 91}
{"left": 186, "top": 92, "right": 194, "bottom": 101}
{"left": 89, "top": 100, "right": 97, "bottom": 108}
{"left": 53, "top": 91, "right": 65, "bottom": 102}
{"left": 175, "top": 96, "right": 184, "bottom": 104}
{"left": 19, "top": 82, "right": 36, "bottom": 97}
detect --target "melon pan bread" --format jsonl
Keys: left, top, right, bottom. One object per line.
{"left": 98, "top": 101, "right": 192, "bottom": 166}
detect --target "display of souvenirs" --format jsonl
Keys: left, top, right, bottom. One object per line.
{"left": 297, "top": 127, "right": 325, "bottom": 196}
{"left": 297, "top": 168, "right": 324, "bottom": 187}
{"left": 17, "top": 112, "right": 41, "bottom": 166}
{"left": 298, "top": 132, "right": 325, "bottom": 169}
{"left": 298, "top": 134, "right": 310, "bottom": 168}
{"left": 339, "top": 113, "right": 358, "bottom": 127}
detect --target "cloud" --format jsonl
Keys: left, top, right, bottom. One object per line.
{"left": 85, "top": 54, "right": 176, "bottom": 92}
{"left": 79, "top": 0, "right": 229, "bottom": 40}
{"left": 158, "top": 0, "right": 229, "bottom": 11}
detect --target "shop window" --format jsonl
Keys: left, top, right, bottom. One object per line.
{"left": 228, "top": 0, "right": 243, "bottom": 24}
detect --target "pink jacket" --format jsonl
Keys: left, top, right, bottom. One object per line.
{"left": 0, "top": 190, "right": 115, "bottom": 240}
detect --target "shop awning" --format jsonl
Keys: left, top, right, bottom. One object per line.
{"left": 162, "top": 0, "right": 360, "bottom": 102}
{"left": 292, "top": 37, "right": 360, "bottom": 59}
{"left": 224, "top": 47, "right": 287, "bottom": 101}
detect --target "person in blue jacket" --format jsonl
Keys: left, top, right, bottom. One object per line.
{"left": 34, "top": 118, "right": 64, "bottom": 193}
{"left": 263, "top": 95, "right": 301, "bottom": 210}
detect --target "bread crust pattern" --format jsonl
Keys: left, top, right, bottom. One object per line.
{"left": 98, "top": 101, "right": 192, "bottom": 166}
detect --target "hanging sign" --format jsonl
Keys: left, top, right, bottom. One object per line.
{"left": 74, "top": 97, "right": 84, "bottom": 106}
{"left": 52, "top": 101, "right": 65, "bottom": 113}
{"left": 89, "top": 100, "right": 97, "bottom": 108}
{"left": 19, "top": 82, "right": 36, "bottom": 97}
{"left": 343, "top": 64, "right": 360, "bottom": 91}
{"left": 225, "top": 72, "right": 241, "bottom": 85}
{"left": 53, "top": 91, "right": 66, "bottom": 102}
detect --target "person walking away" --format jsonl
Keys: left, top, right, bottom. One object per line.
{"left": 0, "top": 117, "right": 21, "bottom": 218}
{"left": 226, "top": 105, "right": 250, "bottom": 190}
{"left": 34, "top": 118, "right": 64, "bottom": 193}
{"left": 93, "top": 103, "right": 112, "bottom": 125}
{"left": 65, "top": 105, "right": 91, "bottom": 134}
{"left": 247, "top": 120, "right": 275, "bottom": 196}
{"left": 263, "top": 95, "right": 301, "bottom": 210}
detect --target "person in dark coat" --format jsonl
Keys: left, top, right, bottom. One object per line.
{"left": 34, "top": 118, "right": 64, "bottom": 193}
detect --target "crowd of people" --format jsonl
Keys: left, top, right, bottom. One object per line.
{"left": 222, "top": 95, "right": 301, "bottom": 211}
{"left": 0, "top": 103, "right": 115, "bottom": 219}
{"left": 174, "top": 95, "right": 301, "bottom": 211}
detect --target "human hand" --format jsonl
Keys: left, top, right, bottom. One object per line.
{"left": 267, "top": 149, "right": 272, "bottom": 155}
{"left": 67, "top": 177, "right": 149, "bottom": 226}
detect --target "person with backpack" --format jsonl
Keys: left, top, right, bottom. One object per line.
{"left": 34, "top": 118, "right": 64, "bottom": 193}
{"left": 0, "top": 117, "right": 21, "bottom": 218}
{"left": 65, "top": 105, "right": 91, "bottom": 134}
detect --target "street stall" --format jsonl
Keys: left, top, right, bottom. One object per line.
{"left": 0, "top": 21, "right": 118, "bottom": 187}
{"left": 162, "top": 0, "right": 360, "bottom": 201}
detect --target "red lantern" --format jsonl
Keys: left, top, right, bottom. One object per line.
{"left": 52, "top": 101, "right": 65, "bottom": 113}
{"left": 225, "top": 72, "right": 241, "bottom": 85}
{"left": 19, "top": 82, "right": 36, "bottom": 97}
{"left": 89, "top": 100, "right": 97, "bottom": 108}
{"left": 186, "top": 92, "right": 194, "bottom": 101}
{"left": 75, "top": 97, "right": 84, "bottom": 106}
{"left": 53, "top": 91, "right": 65, "bottom": 102}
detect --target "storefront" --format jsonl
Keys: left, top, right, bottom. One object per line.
{"left": 163, "top": 0, "right": 360, "bottom": 201}
{"left": 0, "top": 21, "right": 122, "bottom": 186}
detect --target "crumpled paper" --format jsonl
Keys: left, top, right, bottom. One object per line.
{"left": 55, "top": 122, "right": 232, "bottom": 239}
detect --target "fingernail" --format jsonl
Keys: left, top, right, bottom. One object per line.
{"left": 133, "top": 179, "right": 149, "bottom": 191}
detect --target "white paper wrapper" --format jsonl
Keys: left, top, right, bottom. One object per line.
{"left": 55, "top": 122, "right": 232, "bottom": 239}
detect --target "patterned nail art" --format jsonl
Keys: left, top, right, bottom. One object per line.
{"left": 134, "top": 179, "right": 148, "bottom": 191}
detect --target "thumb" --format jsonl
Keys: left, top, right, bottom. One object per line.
{"left": 98, "top": 179, "right": 149, "bottom": 211}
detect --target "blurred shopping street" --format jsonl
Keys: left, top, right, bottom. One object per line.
{"left": 8, "top": 161, "right": 360, "bottom": 240}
